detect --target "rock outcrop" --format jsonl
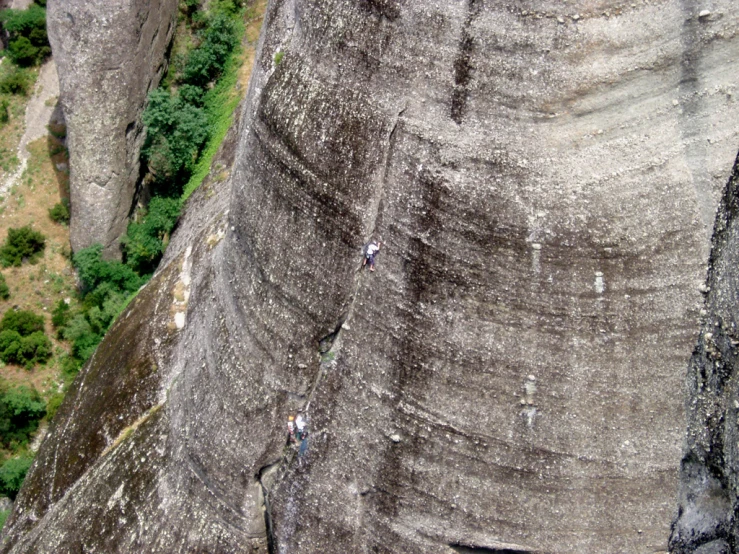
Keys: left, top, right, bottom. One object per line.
{"left": 47, "top": 0, "right": 178, "bottom": 257}
{"left": 669, "top": 155, "right": 739, "bottom": 553}
{"left": 3, "top": 1, "right": 739, "bottom": 553}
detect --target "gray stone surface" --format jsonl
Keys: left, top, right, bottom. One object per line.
{"left": 47, "top": 0, "right": 178, "bottom": 257}
{"left": 669, "top": 155, "right": 739, "bottom": 553}
{"left": 3, "top": 1, "right": 739, "bottom": 553}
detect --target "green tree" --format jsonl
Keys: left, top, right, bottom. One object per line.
{"left": 0, "top": 309, "right": 43, "bottom": 336}
{"left": 0, "top": 455, "right": 33, "bottom": 499}
{"left": 0, "top": 225, "right": 46, "bottom": 267}
{"left": 48, "top": 199, "right": 70, "bottom": 225}
{"left": 0, "top": 383, "right": 45, "bottom": 448}
{"left": 0, "top": 67, "right": 31, "bottom": 96}
{"left": 73, "top": 244, "right": 144, "bottom": 295}
{"left": 122, "top": 197, "right": 181, "bottom": 273}
{"left": 0, "top": 310, "right": 51, "bottom": 368}
{"left": 51, "top": 299, "right": 70, "bottom": 331}
{"left": 142, "top": 89, "right": 210, "bottom": 185}
{"left": 0, "top": 4, "right": 49, "bottom": 66}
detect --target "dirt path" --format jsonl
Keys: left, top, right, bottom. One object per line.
{"left": 0, "top": 59, "right": 61, "bottom": 196}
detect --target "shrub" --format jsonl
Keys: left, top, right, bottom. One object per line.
{"left": 0, "top": 310, "right": 50, "bottom": 368}
{"left": 178, "top": 84, "right": 205, "bottom": 106}
{"left": 142, "top": 89, "right": 209, "bottom": 185}
{"left": 274, "top": 51, "right": 284, "bottom": 65}
{"left": 0, "top": 97, "right": 8, "bottom": 124}
{"left": 0, "top": 273, "right": 9, "bottom": 300}
{"left": 0, "top": 383, "right": 45, "bottom": 448}
{"left": 0, "top": 5, "right": 46, "bottom": 37}
{"left": 73, "top": 244, "right": 145, "bottom": 295}
{"left": 0, "top": 67, "right": 31, "bottom": 96}
{"left": 48, "top": 199, "right": 70, "bottom": 225}
{"left": 0, "top": 4, "right": 49, "bottom": 66}
{"left": 7, "top": 37, "right": 40, "bottom": 66}
{"left": 61, "top": 314, "right": 100, "bottom": 360}
{"left": 122, "top": 197, "right": 181, "bottom": 273}
{"left": 51, "top": 299, "right": 70, "bottom": 331}
{"left": 0, "top": 309, "right": 43, "bottom": 336}
{"left": 182, "top": 13, "right": 238, "bottom": 86}
{"left": 0, "top": 225, "right": 45, "bottom": 267}
{"left": 0, "top": 455, "right": 33, "bottom": 499}
{"left": 0, "top": 330, "right": 51, "bottom": 369}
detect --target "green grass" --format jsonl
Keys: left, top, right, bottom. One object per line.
{"left": 181, "top": 16, "right": 245, "bottom": 201}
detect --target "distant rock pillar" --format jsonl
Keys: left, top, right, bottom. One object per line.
{"left": 47, "top": 0, "right": 179, "bottom": 258}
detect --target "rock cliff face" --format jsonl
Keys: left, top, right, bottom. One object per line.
{"left": 670, "top": 155, "right": 739, "bottom": 554}
{"left": 47, "top": 0, "right": 178, "bottom": 257}
{"left": 3, "top": 0, "right": 739, "bottom": 553}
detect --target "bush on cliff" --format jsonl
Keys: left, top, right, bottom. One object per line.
{"left": 53, "top": 246, "right": 145, "bottom": 364}
{"left": 121, "top": 197, "right": 181, "bottom": 274}
{"left": 182, "top": 13, "right": 238, "bottom": 87}
{"left": 142, "top": 88, "right": 210, "bottom": 186}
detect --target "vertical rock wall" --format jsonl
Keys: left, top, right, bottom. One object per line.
{"left": 3, "top": 1, "right": 739, "bottom": 553}
{"left": 47, "top": 0, "right": 178, "bottom": 257}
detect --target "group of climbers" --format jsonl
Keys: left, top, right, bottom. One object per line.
{"left": 281, "top": 239, "right": 383, "bottom": 464}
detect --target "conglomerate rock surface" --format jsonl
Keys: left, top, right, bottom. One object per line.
{"left": 47, "top": 0, "right": 178, "bottom": 257}
{"left": 3, "top": 0, "right": 739, "bottom": 553}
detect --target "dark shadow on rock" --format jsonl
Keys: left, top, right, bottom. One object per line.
{"left": 46, "top": 102, "right": 69, "bottom": 202}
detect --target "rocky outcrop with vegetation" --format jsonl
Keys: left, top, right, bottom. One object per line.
{"left": 47, "top": 0, "right": 178, "bottom": 257}
{"left": 3, "top": 0, "right": 739, "bottom": 552}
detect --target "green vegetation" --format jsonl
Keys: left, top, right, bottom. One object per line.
{"left": 0, "top": 2, "right": 50, "bottom": 67}
{"left": 0, "top": 67, "right": 31, "bottom": 96}
{"left": 274, "top": 50, "right": 284, "bottom": 65}
{"left": 0, "top": 98, "right": 8, "bottom": 125}
{"left": 48, "top": 199, "right": 70, "bottom": 225}
{"left": 0, "top": 383, "right": 45, "bottom": 449}
{"left": 49, "top": 245, "right": 145, "bottom": 374}
{"left": 0, "top": 454, "right": 33, "bottom": 499}
{"left": 0, "top": 225, "right": 46, "bottom": 267}
{"left": 0, "top": 273, "right": 9, "bottom": 300}
{"left": 0, "top": 309, "right": 51, "bottom": 368}
{"left": 142, "top": 88, "right": 210, "bottom": 186}
{"left": 121, "top": 197, "right": 180, "bottom": 274}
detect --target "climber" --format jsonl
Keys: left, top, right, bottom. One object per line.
{"left": 287, "top": 415, "right": 296, "bottom": 444}
{"left": 295, "top": 413, "right": 307, "bottom": 440}
{"left": 362, "top": 240, "right": 382, "bottom": 272}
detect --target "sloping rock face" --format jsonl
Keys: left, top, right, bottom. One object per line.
{"left": 3, "top": 1, "right": 739, "bottom": 553}
{"left": 47, "top": 0, "right": 178, "bottom": 257}
{"left": 670, "top": 157, "right": 739, "bottom": 553}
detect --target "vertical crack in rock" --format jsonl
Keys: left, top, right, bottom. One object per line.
{"left": 450, "top": 545, "right": 535, "bottom": 554}
{"left": 451, "top": 0, "right": 480, "bottom": 124}
{"left": 257, "top": 462, "right": 282, "bottom": 554}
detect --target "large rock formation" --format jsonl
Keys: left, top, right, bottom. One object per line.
{"left": 47, "top": 0, "right": 178, "bottom": 257}
{"left": 3, "top": 0, "right": 739, "bottom": 552}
